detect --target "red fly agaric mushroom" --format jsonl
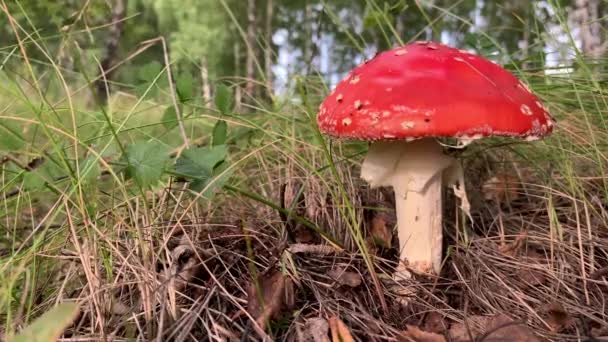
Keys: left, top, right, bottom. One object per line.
{"left": 317, "top": 41, "right": 554, "bottom": 282}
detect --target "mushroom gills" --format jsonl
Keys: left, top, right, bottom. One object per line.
{"left": 360, "top": 139, "right": 454, "bottom": 278}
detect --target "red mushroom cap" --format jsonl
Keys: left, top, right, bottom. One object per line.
{"left": 317, "top": 41, "right": 555, "bottom": 141}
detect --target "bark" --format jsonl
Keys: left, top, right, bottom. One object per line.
{"left": 94, "top": 0, "right": 127, "bottom": 105}
{"left": 200, "top": 56, "right": 211, "bottom": 108}
{"left": 571, "top": 0, "right": 607, "bottom": 58}
{"left": 264, "top": 0, "right": 273, "bottom": 97}
{"left": 234, "top": 41, "right": 242, "bottom": 111}
{"left": 245, "top": 0, "right": 257, "bottom": 100}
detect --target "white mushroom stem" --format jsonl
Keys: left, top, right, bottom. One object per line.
{"left": 361, "top": 138, "right": 455, "bottom": 280}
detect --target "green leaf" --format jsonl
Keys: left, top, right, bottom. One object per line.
{"left": 175, "top": 145, "right": 228, "bottom": 196}
{"left": 212, "top": 120, "right": 227, "bottom": 146}
{"left": 214, "top": 84, "right": 233, "bottom": 115}
{"left": 122, "top": 141, "right": 170, "bottom": 188}
{"left": 137, "top": 61, "right": 163, "bottom": 82}
{"left": 13, "top": 302, "right": 79, "bottom": 342}
{"left": 78, "top": 155, "right": 100, "bottom": 185}
{"left": 0, "top": 120, "right": 25, "bottom": 150}
{"left": 176, "top": 72, "right": 193, "bottom": 103}
{"left": 162, "top": 106, "right": 179, "bottom": 130}
{"left": 23, "top": 158, "right": 66, "bottom": 192}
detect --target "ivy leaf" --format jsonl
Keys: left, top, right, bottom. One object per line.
{"left": 212, "top": 120, "right": 227, "bottom": 146}
{"left": 0, "top": 120, "right": 26, "bottom": 151}
{"left": 122, "top": 141, "right": 170, "bottom": 188}
{"left": 214, "top": 84, "right": 233, "bottom": 115}
{"left": 13, "top": 302, "right": 79, "bottom": 342}
{"left": 176, "top": 72, "right": 193, "bottom": 103}
{"left": 175, "top": 145, "right": 228, "bottom": 197}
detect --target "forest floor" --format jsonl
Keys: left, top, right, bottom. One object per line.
{"left": 39, "top": 138, "right": 602, "bottom": 341}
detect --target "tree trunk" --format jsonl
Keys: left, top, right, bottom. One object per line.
{"left": 571, "top": 0, "right": 606, "bottom": 58}
{"left": 245, "top": 0, "right": 257, "bottom": 102}
{"left": 234, "top": 41, "right": 242, "bottom": 112}
{"left": 200, "top": 56, "right": 211, "bottom": 108}
{"left": 94, "top": 0, "right": 127, "bottom": 105}
{"left": 264, "top": 0, "right": 273, "bottom": 97}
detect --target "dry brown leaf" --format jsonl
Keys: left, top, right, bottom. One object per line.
{"left": 449, "top": 314, "right": 542, "bottom": 342}
{"left": 327, "top": 267, "right": 362, "bottom": 288}
{"left": 543, "top": 302, "right": 575, "bottom": 333}
{"left": 328, "top": 316, "right": 354, "bottom": 342}
{"left": 517, "top": 267, "right": 546, "bottom": 288}
{"left": 247, "top": 271, "right": 294, "bottom": 336}
{"left": 300, "top": 318, "right": 331, "bottom": 342}
{"left": 482, "top": 174, "right": 520, "bottom": 202}
{"left": 498, "top": 233, "right": 528, "bottom": 257}
{"left": 423, "top": 312, "right": 448, "bottom": 334}
{"left": 398, "top": 325, "right": 446, "bottom": 342}
{"left": 370, "top": 213, "right": 392, "bottom": 248}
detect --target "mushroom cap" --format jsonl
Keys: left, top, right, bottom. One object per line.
{"left": 317, "top": 41, "right": 555, "bottom": 141}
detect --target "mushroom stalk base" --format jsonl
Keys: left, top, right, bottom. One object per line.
{"left": 360, "top": 139, "right": 454, "bottom": 280}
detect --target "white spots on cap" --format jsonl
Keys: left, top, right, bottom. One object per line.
{"left": 415, "top": 41, "right": 428, "bottom": 45}
{"left": 354, "top": 100, "right": 362, "bottom": 109}
{"left": 467, "top": 56, "right": 475, "bottom": 60}
{"left": 453, "top": 57, "right": 465, "bottom": 62}
{"left": 386, "top": 87, "right": 392, "bottom": 92}
{"left": 349, "top": 75, "right": 360, "bottom": 84}
{"left": 427, "top": 43, "right": 439, "bottom": 50}
{"left": 336, "top": 94, "right": 343, "bottom": 102}
{"left": 518, "top": 81, "right": 532, "bottom": 93}
{"left": 525, "top": 135, "right": 541, "bottom": 141}
{"left": 535, "top": 101, "right": 543, "bottom": 109}
{"left": 382, "top": 110, "right": 391, "bottom": 117}
{"left": 364, "top": 100, "right": 371, "bottom": 105}
{"left": 490, "top": 59, "right": 500, "bottom": 66}
{"left": 371, "top": 112, "right": 380, "bottom": 124}
{"left": 520, "top": 104, "right": 533, "bottom": 116}
{"left": 456, "top": 133, "right": 484, "bottom": 147}
{"left": 383, "top": 134, "right": 396, "bottom": 138}
{"left": 391, "top": 105, "right": 410, "bottom": 112}
{"left": 342, "top": 118, "right": 352, "bottom": 127}
{"left": 401, "top": 121, "right": 415, "bottom": 129}
{"left": 395, "top": 48, "right": 408, "bottom": 56}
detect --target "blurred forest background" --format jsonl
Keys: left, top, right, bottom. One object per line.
{"left": 2, "top": 0, "right": 605, "bottom": 107}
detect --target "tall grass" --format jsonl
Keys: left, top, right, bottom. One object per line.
{"left": 0, "top": 0, "right": 607, "bottom": 340}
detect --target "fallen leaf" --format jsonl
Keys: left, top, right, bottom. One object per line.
{"left": 288, "top": 243, "right": 342, "bottom": 255}
{"left": 543, "top": 302, "right": 574, "bottom": 333}
{"left": 369, "top": 213, "right": 392, "bottom": 248}
{"left": 300, "top": 317, "right": 330, "bottom": 342}
{"left": 328, "top": 316, "right": 354, "bottom": 342}
{"left": 327, "top": 267, "right": 362, "bottom": 288}
{"left": 482, "top": 174, "right": 520, "bottom": 203}
{"left": 517, "top": 267, "right": 546, "bottom": 288}
{"left": 247, "top": 271, "right": 294, "bottom": 336}
{"left": 498, "top": 233, "right": 527, "bottom": 257}
{"left": 449, "top": 314, "right": 542, "bottom": 342}
{"left": 423, "top": 312, "right": 448, "bottom": 334}
{"left": 398, "top": 325, "right": 446, "bottom": 342}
